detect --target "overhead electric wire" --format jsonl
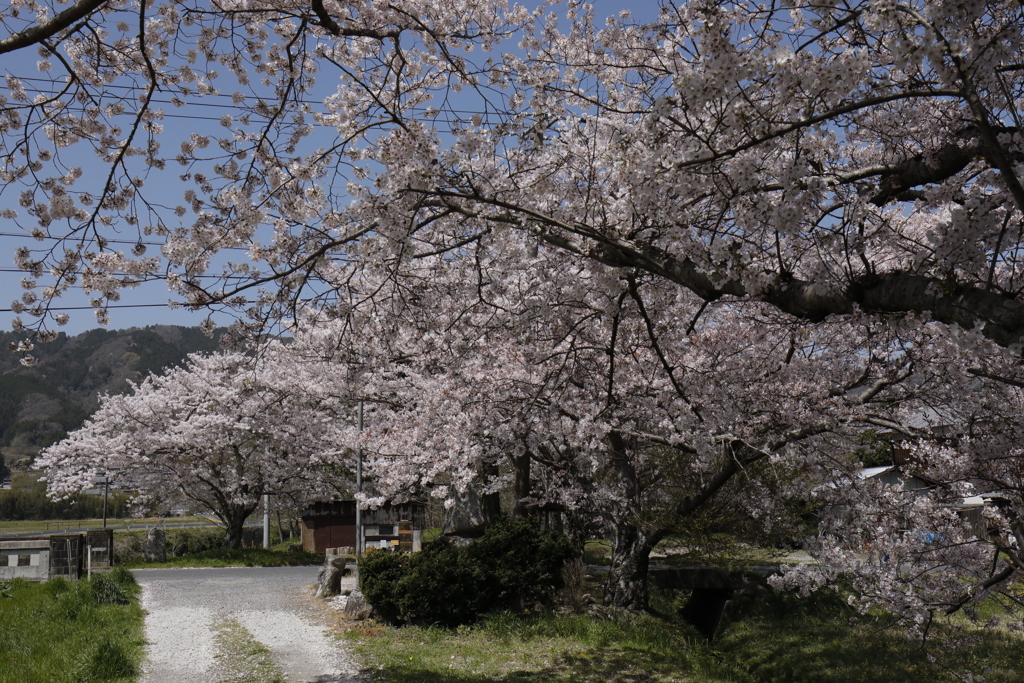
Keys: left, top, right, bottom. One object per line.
{"left": 13, "top": 74, "right": 508, "bottom": 116}
{"left": 0, "top": 303, "right": 189, "bottom": 312}
{"left": 10, "top": 76, "right": 517, "bottom": 130}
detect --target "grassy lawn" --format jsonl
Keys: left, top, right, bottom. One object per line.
{"left": 343, "top": 610, "right": 733, "bottom": 683}
{"left": 342, "top": 587, "right": 1024, "bottom": 683}
{"left": 0, "top": 570, "right": 144, "bottom": 683}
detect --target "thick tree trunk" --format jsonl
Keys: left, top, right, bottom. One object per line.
{"left": 512, "top": 452, "right": 531, "bottom": 519}
{"left": 604, "top": 431, "right": 655, "bottom": 610}
{"left": 605, "top": 519, "right": 654, "bottom": 610}
{"left": 482, "top": 463, "right": 501, "bottom": 522}
{"left": 222, "top": 505, "right": 254, "bottom": 549}
{"left": 276, "top": 510, "right": 288, "bottom": 541}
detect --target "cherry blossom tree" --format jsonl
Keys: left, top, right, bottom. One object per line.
{"left": 282, "top": 247, "right": 937, "bottom": 609}
{"left": 37, "top": 349, "right": 347, "bottom": 547}
{"left": 8, "top": 0, "right": 1024, "bottom": 622}
{"left": 3, "top": 1, "right": 1024, "bottom": 346}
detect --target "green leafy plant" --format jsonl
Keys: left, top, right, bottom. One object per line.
{"left": 90, "top": 574, "right": 130, "bottom": 605}
{"left": 359, "top": 517, "right": 576, "bottom": 626}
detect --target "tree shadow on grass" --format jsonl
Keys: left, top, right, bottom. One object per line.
{"left": 717, "top": 592, "right": 1024, "bottom": 683}
{"left": 367, "top": 647, "right": 703, "bottom": 683}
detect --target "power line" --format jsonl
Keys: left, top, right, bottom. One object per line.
{"left": 0, "top": 303, "right": 187, "bottom": 313}
{"left": 0, "top": 268, "right": 231, "bottom": 281}
{"left": 13, "top": 75, "right": 512, "bottom": 116}
{"left": 0, "top": 232, "right": 263, "bottom": 253}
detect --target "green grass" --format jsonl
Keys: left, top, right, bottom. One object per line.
{"left": 581, "top": 540, "right": 612, "bottom": 566}
{"left": 212, "top": 618, "right": 285, "bottom": 683}
{"left": 716, "top": 589, "right": 1024, "bottom": 683}
{"left": 123, "top": 546, "right": 323, "bottom": 568}
{"left": 0, "top": 570, "right": 144, "bottom": 683}
{"left": 344, "top": 586, "right": 1024, "bottom": 683}
{"left": 345, "top": 610, "right": 737, "bottom": 682}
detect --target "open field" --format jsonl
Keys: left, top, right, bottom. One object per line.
{"left": 0, "top": 516, "right": 218, "bottom": 536}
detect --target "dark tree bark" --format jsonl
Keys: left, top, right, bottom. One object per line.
{"left": 605, "top": 519, "right": 656, "bottom": 610}
{"left": 512, "top": 451, "right": 531, "bottom": 519}
{"left": 221, "top": 503, "right": 258, "bottom": 549}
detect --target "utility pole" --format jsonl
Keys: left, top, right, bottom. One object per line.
{"left": 101, "top": 475, "right": 109, "bottom": 529}
{"left": 263, "top": 493, "right": 270, "bottom": 549}
{"left": 355, "top": 400, "right": 364, "bottom": 561}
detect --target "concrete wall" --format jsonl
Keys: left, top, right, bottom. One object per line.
{"left": 0, "top": 531, "right": 118, "bottom": 581}
{"left": 0, "top": 539, "right": 50, "bottom": 581}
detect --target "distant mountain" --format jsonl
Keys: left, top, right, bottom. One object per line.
{"left": 0, "top": 325, "right": 228, "bottom": 459}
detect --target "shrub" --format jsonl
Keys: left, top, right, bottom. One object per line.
{"left": 358, "top": 550, "right": 413, "bottom": 623}
{"left": 167, "top": 527, "right": 223, "bottom": 556}
{"left": 114, "top": 532, "right": 145, "bottom": 564}
{"left": 359, "top": 517, "right": 576, "bottom": 626}
{"left": 109, "top": 566, "right": 138, "bottom": 589}
{"left": 90, "top": 574, "right": 130, "bottom": 605}
{"left": 389, "top": 541, "right": 488, "bottom": 626}
{"left": 467, "top": 517, "right": 575, "bottom": 608}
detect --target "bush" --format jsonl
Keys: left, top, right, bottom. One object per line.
{"left": 109, "top": 566, "right": 138, "bottom": 588}
{"left": 167, "top": 528, "right": 223, "bottom": 556}
{"left": 90, "top": 574, "right": 130, "bottom": 605}
{"left": 42, "top": 576, "right": 71, "bottom": 597}
{"left": 359, "top": 517, "right": 576, "bottom": 626}
{"left": 114, "top": 532, "right": 145, "bottom": 564}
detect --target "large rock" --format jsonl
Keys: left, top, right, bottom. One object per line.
{"left": 145, "top": 527, "right": 166, "bottom": 563}
{"left": 315, "top": 554, "right": 347, "bottom": 598}
{"left": 343, "top": 588, "right": 373, "bottom": 620}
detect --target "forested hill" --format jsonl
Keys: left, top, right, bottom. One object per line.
{"left": 0, "top": 325, "right": 227, "bottom": 460}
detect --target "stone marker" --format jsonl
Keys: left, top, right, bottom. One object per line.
{"left": 145, "top": 527, "right": 167, "bottom": 563}
{"left": 343, "top": 588, "right": 373, "bottom": 620}
{"left": 315, "top": 554, "right": 347, "bottom": 598}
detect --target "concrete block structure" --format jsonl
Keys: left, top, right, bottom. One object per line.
{"left": 0, "top": 528, "right": 116, "bottom": 581}
{"left": 0, "top": 539, "right": 50, "bottom": 581}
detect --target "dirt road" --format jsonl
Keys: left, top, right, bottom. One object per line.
{"left": 133, "top": 566, "right": 364, "bottom": 683}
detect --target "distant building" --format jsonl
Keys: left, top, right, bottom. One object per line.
{"left": 299, "top": 501, "right": 425, "bottom": 553}
{"left": 856, "top": 464, "right": 936, "bottom": 493}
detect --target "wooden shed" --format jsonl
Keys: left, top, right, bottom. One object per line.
{"left": 299, "top": 501, "right": 426, "bottom": 553}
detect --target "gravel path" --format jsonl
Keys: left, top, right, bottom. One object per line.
{"left": 133, "top": 566, "right": 364, "bottom": 683}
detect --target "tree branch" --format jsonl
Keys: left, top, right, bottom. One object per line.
{"left": 418, "top": 188, "right": 1024, "bottom": 347}
{"left": 0, "top": 0, "right": 107, "bottom": 54}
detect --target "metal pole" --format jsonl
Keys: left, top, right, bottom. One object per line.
{"left": 102, "top": 477, "right": 108, "bottom": 529}
{"left": 263, "top": 494, "right": 270, "bottom": 549}
{"left": 356, "top": 400, "right": 364, "bottom": 561}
